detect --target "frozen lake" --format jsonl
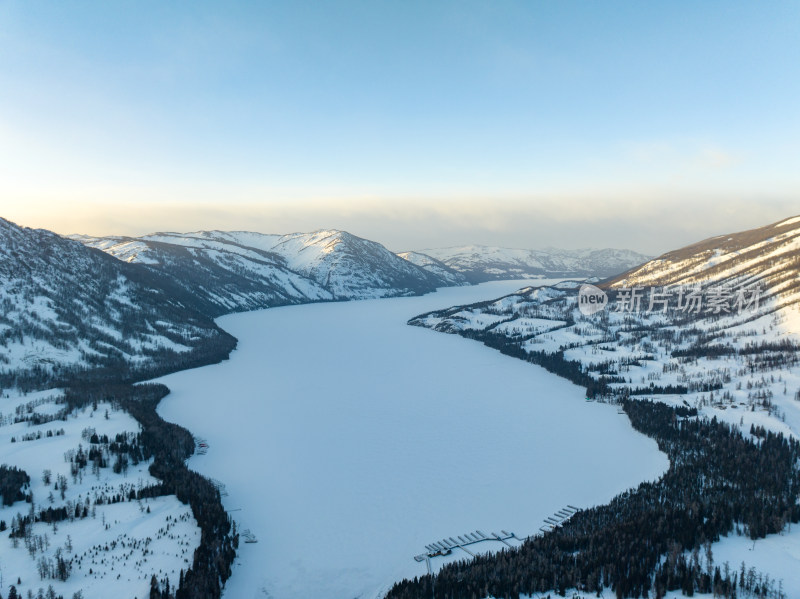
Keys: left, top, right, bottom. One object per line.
{"left": 157, "top": 281, "right": 669, "bottom": 599}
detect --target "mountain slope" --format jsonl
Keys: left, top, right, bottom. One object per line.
{"left": 205, "top": 230, "right": 450, "bottom": 299}
{"left": 73, "top": 233, "right": 334, "bottom": 317}
{"left": 0, "top": 218, "right": 234, "bottom": 389}
{"left": 605, "top": 215, "right": 800, "bottom": 310}
{"left": 410, "top": 214, "right": 800, "bottom": 405}
{"left": 396, "top": 251, "right": 467, "bottom": 286}
{"left": 77, "top": 230, "right": 451, "bottom": 314}
{"left": 416, "top": 245, "right": 650, "bottom": 283}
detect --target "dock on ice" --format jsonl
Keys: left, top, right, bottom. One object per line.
{"left": 414, "top": 507, "right": 582, "bottom": 572}
{"left": 414, "top": 530, "right": 520, "bottom": 572}
{"left": 538, "top": 505, "right": 579, "bottom": 533}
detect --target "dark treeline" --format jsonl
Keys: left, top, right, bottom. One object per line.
{"left": 626, "top": 384, "right": 690, "bottom": 395}
{"left": 456, "top": 330, "right": 609, "bottom": 398}
{"left": 0, "top": 327, "right": 236, "bottom": 392}
{"left": 743, "top": 350, "right": 799, "bottom": 375}
{"left": 387, "top": 400, "right": 800, "bottom": 599}
{"left": 63, "top": 383, "right": 238, "bottom": 599}
{"left": 672, "top": 344, "right": 736, "bottom": 358}
{"left": 738, "top": 339, "right": 800, "bottom": 354}
{"left": 436, "top": 329, "right": 736, "bottom": 400}
{"left": 0, "top": 464, "right": 30, "bottom": 506}
{"left": 672, "top": 338, "right": 800, "bottom": 362}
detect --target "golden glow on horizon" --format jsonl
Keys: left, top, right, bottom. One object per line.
{"left": 3, "top": 194, "right": 798, "bottom": 256}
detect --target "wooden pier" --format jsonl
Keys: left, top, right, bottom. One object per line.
{"left": 538, "top": 505, "right": 579, "bottom": 533}
{"left": 414, "top": 506, "right": 583, "bottom": 569}
{"left": 414, "top": 530, "right": 518, "bottom": 564}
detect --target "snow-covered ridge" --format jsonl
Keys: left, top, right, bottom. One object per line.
{"left": 606, "top": 215, "right": 800, "bottom": 313}
{"left": 410, "top": 245, "right": 651, "bottom": 283}
{"left": 5, "top": 217, "right": 648, "bottom": 385}
{"left": 74, "top": 229, "right": 452, "bottom": 314}
{"left": 0, "top": 218, "right": 230, "bottom": 388}
{"left": 74, "top": 230, "right": 650, "bottom": 313}
{"left": 395, "top": 251, "right": 467, "bottom": 286}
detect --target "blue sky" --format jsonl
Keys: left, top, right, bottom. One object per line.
{"left": 1, "top": 1, "right": 798, "bottom": 252}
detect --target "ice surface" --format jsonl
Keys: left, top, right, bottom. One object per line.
{"left": 156, "top": 281, "right": 669, "bottom": 599}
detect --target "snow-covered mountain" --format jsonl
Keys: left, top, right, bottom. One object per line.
{"left": 412, "top": 245, "right": 650, "bottom": 283}
{"left": 75, "top": 230, "right": 451, "bottom": 315}
{"left": 606, "top": 215, "right": 800, "bottom": 309}
{"left": 72, "top": 232, "right": 334, "bottom": 317}
{"left": 396, "top": 251, "right": 467, "bottom": 286}
{"left": 411, "top": 214, "right": 800, "bottom": 412}
{"left": 0, "top": 218, "right": 234, "bottom": 389}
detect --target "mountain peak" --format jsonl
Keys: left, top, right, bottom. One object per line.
{"left": 74, "top": 228, "right": 454, "bottom": 312}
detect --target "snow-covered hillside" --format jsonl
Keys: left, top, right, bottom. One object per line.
{"left": 396, "top": 251, "right": 467, "bottom": 286}
{"left": 412, "top": 280, "right": 800, "bottom": 436}
{"left": 0, "top": 388, "right": 200, "bottom": 599}
{"left": 607, "top": 215, "right": 800, "bottom": 310}
{"left": 414, "top": 245, "right": 650, "bottom": 283}
{"left": 75, "top": 230, "right": 453, "bottom": 315}
{"left": 0, "top": 218, "right": 234, "bottom": 389}
{"left": 72, "top": 232, "right": 333, "bottom": 317}
{"left": 401, "top": 217, "right": 800, "bottom": 599}
{"left": 202, "top": 230, "right": 450, "bottom": 299}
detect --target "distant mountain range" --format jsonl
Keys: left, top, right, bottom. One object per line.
{"left": 409, "top": 245, "right": 651, "bottom": 283}
{"left": 5, "top": 211, "right": 792, "bottom": 390}
{"left": 74, "top": 231, "right": 650, "bottom": 312}
{"left": 73, "top": 229, "right": 449, "bottom": 316}
{"left": 0, "top": 216, "right": 652, "bottom": 386}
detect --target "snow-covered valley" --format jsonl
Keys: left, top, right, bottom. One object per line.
{"left": 156, "top": 281, "right": 670, "bottom": 599}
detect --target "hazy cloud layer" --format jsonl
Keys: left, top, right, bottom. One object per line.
{"left": 5, "top": 195, "right": 797, "bottom": 256}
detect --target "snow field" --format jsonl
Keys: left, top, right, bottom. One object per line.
{"left": 0, "top": 391, "right": 201, "bottom": 599}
